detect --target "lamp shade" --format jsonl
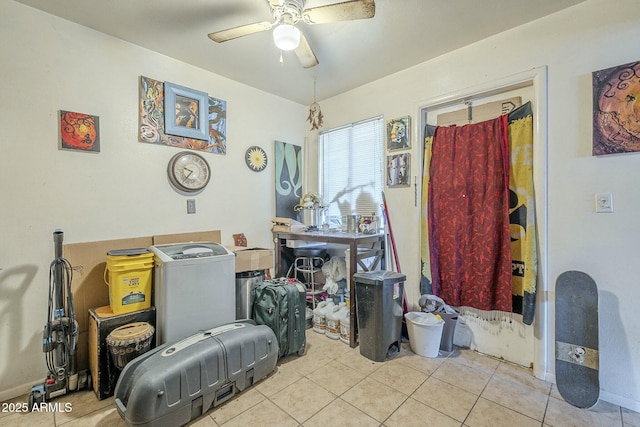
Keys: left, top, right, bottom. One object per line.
{"left": 273, "top": 24, "right": 301, "bottom": 51}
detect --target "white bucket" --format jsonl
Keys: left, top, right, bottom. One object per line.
{"left": 405, "top": 312, "right": 445, "bottom": 358}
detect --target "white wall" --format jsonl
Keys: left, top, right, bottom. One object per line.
{"left": 0, "top": 1, "right": 307, "bottom": 399}
{"left": 311, "top": 0, "right": 640, "bottom": 411}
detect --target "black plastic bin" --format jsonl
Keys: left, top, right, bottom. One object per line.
{"left": 354, "top": 271, "right": 405, "bottom": 362}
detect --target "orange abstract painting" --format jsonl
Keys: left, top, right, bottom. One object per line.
{"left": 60, "top": 110, "right": 100, "bottom": 152}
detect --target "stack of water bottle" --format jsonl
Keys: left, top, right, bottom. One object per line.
{"left": 312, "top": 300, "right": 350, "bottom": 344}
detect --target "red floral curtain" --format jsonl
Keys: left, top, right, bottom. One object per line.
{"left": 428, "top": 115, "right": 512, "bottom": 312}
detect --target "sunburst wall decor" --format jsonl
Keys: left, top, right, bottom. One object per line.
{"left": 245, "top": 146, "right": 267, "bottom": 172}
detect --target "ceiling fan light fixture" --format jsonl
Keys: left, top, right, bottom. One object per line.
{"left": 273, "top": 24, "right": 301, "bottom": 51}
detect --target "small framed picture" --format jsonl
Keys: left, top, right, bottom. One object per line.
{"left": 59, "top": 110, "right": 100, "bottom": 152}
{"left": 164, "top": 81, "right": 208, "bottom": 141}
{"left": 386, "top": 116, "right": 411, "bottom": 151}
{"left": 386, "top": 153, "right": 410, "bottom": 187}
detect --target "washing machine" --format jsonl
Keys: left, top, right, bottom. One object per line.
{"left": 150, "top": 242, "right": 235, "bottom": 345}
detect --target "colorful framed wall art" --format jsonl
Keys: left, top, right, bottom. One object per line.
{"left": 592, "top": 60, "right": 640, "bottom": 155}
{"left": 59, "top": 110, "right": 100, "bottom": 152}
{"left": 138, "top": 76, "right": 227, "bottom": 154}
{"left": 386, "top": 116, "right": 411, "bottom": 151}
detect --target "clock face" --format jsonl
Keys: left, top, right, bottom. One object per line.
{"left": 168, "top": 151, "right": 211, "bottom": 192}
{"left": 245, "top": 146, "right": 267, "bottom": 172}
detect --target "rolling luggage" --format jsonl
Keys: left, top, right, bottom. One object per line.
{"left": 114, "top": 320, "right": 278, "bottom": 427}
{"left": 253, "top": 278, "right": 307, "bottom": 357}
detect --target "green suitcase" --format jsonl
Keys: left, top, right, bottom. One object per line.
{"left": 253, "top": 278, "right": 306, "bottom": 358}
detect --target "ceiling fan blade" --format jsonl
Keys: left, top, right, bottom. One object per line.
{"left": 302, "top": 0, "right": 375, "bottom": 25}
{"left": 208, "top": 21, "right": 273, "bottom": 43}
{"left": 295, "top": 31, "right": 319, "bottom": 68}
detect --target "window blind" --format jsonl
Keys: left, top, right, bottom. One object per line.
{"left": 319, "top": 116, "right": 384, "bottom": 220}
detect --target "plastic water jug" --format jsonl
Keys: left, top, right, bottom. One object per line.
{"left": 339, "top": 307, "right": 351, "bottom": 344}
{"left": 325, "top": 303, "right": 346, "bottom": 339}
{"left": 312, "top": 300, "right": 335, "bottom": 334}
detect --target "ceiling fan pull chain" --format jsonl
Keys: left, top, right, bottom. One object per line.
{"left": 280, "top": 50, "right": 284, "bottom": 64}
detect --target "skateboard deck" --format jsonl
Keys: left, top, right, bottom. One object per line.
{"left": 555, "top": 270, "right": 599, "bottom": 408}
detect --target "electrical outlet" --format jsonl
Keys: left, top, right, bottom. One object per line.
{"left": 187, "top": 199, "right": 196, "bottom": 214}
{"left": 595, "top": 192, "right": 613, "bottom": 213}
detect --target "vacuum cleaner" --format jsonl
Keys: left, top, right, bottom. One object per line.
{"left": 29, "top": 230, "right": 90, "bottom": 408}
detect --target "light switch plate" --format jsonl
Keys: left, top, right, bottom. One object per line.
{"left": 595, "top": 192, "right": 613, "bottom": 213}
{"left": 187, "top": 199, "right": 196, "bottom": 214}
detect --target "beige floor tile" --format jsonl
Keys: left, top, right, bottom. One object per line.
{"left": 481, "top": 374, "right": 548, "bottom": 421}
{"left": 219, "top": 399, "right": 298, "bottom": 427}
{"left": 254, "top": 364, "right": 303, "bottom": 397}
{"left": 335, "top": 347, "right": 383, "bottom": 376}
{"left": 369, "top": 362, "right": 428, "bottom": 395}
{"left": 341, "top": 377, "right": 407, "bottom": 422}
{"left": 411, "top": 376, "right": 478, "bottom": 422}
{"left": 549, "top": 383, "right": 562, "bottom": 400}
{"left": 622, "top": 407, "right": 640, "bottom": 427}
{"left": 385, "top": 397, "right": 461, "bottom": 427}
{"left": 56, "top": 404, "right": 126, "bottom": 426}
{"left": 0, "top": 394, "right": 32, "bottom": 420}
{"left": 431, "top": 359, "right": 492, "bottom": 395}
{"left": 0, "top": 409, "right": 55, "bottom": 427}
{"left": 465, "top": 397, "right": 541, "bottom": 427}
{"left": 185, "top": 413, "right": 219, "bottom": 427}
{"left": 494, "top": 362, "right": 551, "bottom": 395}
{"left": 51, "top": 391, "right": 113, "bottom": 425}
{"left": 303, "top": 397, "right": 379, "bottom": 427}
{"left": 391, "top": 344, "right": 447, "bottom": 375}
{"left": 544, "top": 396, "right": 622, "bottom": 427}
{"left": 448, "top": 349, "right": 500, "bottom": 375}
{"left": 280, "top": 345, "right": 333, "bottom": 376}
{"left": 208, "top": 388, "right": 265, "bottom": 425}
{"left": 270, "top": 377, "right": 336, "bottom": 423}
{"left": 306, "top": 359, "right": 366, "bottom": 395}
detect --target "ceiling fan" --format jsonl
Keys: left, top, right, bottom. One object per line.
{"left": 208, "top": 0, "right": 376, "bottom": 68}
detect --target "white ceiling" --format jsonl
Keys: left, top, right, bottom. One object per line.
{"left": 15, "top": 0, "right": 584, "bottom": 105}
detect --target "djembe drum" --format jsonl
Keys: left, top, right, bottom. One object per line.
{"left": 106, "top": 322, "right": 154, "bottom": 370}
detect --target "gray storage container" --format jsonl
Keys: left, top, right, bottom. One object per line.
{"left": 354, "top": 271, "right": 405, "bottom": 362}
{"left": 115, "top": 320, "right": 278, "bottom": 427}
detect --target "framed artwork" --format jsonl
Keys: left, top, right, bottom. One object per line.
{"left": 592, "top": 60, "right": 640, "bottom": 155}
{"left": 59, "top": 110, "right": 100, "bottom": 152}
{"left": 164, "top": 81, "right": 208, "bottom": 141}
{"left": 387, "top": 153, "right": 410, "bottom": 187}
{"left": 386, "top": 116, "right": 411, "bottom": 151}
{"left": 275, "top": 141, "right": 303, "bottom": 218}
{"left": 139, "top": 76, "right": 227, "bottom": 154}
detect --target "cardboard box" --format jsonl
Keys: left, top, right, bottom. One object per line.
{"left": 88, "top": 305, "right": 156, "bottom": 400}
{"left": 228, "top": 246, "right": 273, "bottom": 273}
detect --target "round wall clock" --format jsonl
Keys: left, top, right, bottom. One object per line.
{"left": 245, "top": 146, "right": 267, "bottom": 172}
{"left": 167, "top": 151, "right": 211, "bottom": 192}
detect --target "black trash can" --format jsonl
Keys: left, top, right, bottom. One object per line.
{"left": 235, "top": 270, "right": 265, "bottom": 320}
{"left": 354, "top": 271, "right": 405, "bottom": 362}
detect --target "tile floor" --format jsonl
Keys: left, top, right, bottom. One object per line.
{"left": 2, "top": 329, "right": 639, "bottom": 427}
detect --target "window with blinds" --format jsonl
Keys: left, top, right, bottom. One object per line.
{"left": 319, "top": 116, "right": 384, "bottom": 221}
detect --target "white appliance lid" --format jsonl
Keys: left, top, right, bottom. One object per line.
{"left": 155, "top": 243, "right": 228, "bottom": 260}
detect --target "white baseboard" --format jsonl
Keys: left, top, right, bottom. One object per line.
{"left": 600, "top": 390, "right": 640, "bottom": 413}
{"left": 0, "top": 380, "right": 42, "bottom": 403}
{"left": 543, "top": 371, "right": 639, "bottom": 412}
